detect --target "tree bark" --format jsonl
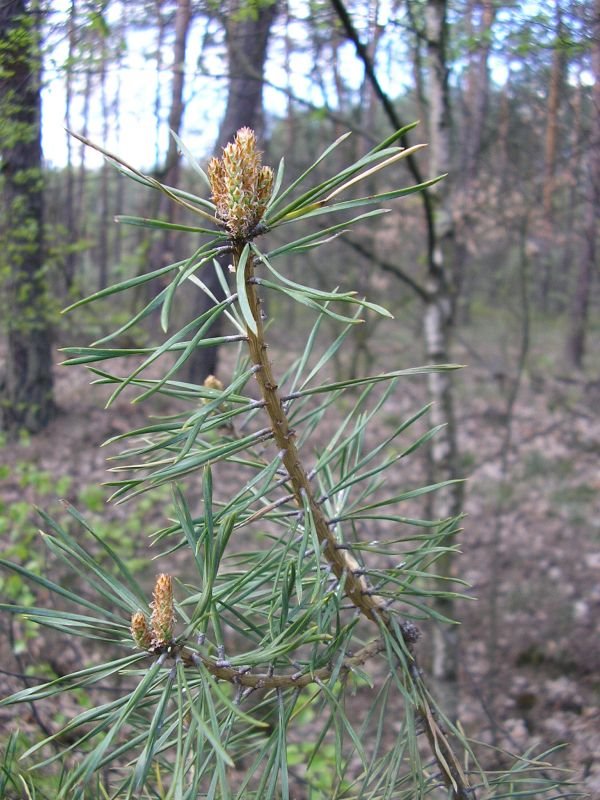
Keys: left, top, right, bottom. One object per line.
{"left": 565, "top": 3, "right": 599, "bottom": 368}
{"left": 75, "top": 59, "right": 92, "bottom": 246}
{"left": 0, "top": 0, "right": 55, "bottom": 435}
{"left": 163, "top": 0, "right": 192, "bottom": 190}
{"left": 358, "top": 0, "right": 383, "bottom": 149}
{"left": 462, "top": 0, "right": 495, "bottom": 180}
{"left": 153, "top": 0, "right": 167, "bottom": 167}
{"left": 542, "top": 4, "right": 566, "bottom": 219}
{"left": 186, "top": 0, "right": 279, "bottom": 382}
{"left": 424, "top": 0, "right": 462, "bottom": 720}
{"left": 63, "top": 0, "right": 77, "bottom": 292}
{"left": 98, "top": 37, "right": 110, "bottom": 290}
{"left": 455, "top": 0, "right": 495, "bottom": 323}
{"left": 214, "top": 1, "right": 278, "bottom": 148}
{"left": 113, "top": 4, "right": 126, "bottom": 267}
{"left": 329, "top": 0, "right": 463, "bottom": 717}
{"left": 148, "top": 0, "right": 193, "bottom": 274}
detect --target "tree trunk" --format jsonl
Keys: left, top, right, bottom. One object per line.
{"left": 565, "top": 6, "right": 599, "bottom": 368}
{"left": 328, "top": 0, "right": 464, "bottom": 717}
{"left": 154, "top": 0, "right": 167, "bottom": 166}
{"left": 186, "top": 0, "right": 279, "bottom": 382}
{"left": 462, "top": 0, "right": 495, "bottom": 180}
{"left": 98, "top": 38, "right": 110, "bottom": 291}
{"left": 565, "top": 201, "right": 595, "bottom": 368}
{"left": 113, "top": 4, "right": 126, "bottom": 267}
{"left": 457, "top": 0, "right": 495, "bottom": 323}
{"left": 557, "top": 75, "right": 581, "bottom": 313}
{"left": 147, "top": 0, "right": 192, "bottom": 277}
{"left": 410, "top": 17, "right": 427, "bottom": 126}
{"left": 358, "top": 0, "right": 383, "bottom": 149}
{"left": 215, "top": 1, "right": 278, "bottom": 148}
{"left": 0, "top": 0, "right": 55, "bottom": 435}
{"left": 498, "top": 68, "right": 511, "bottom": 194}
{"left": 424, "top": 0, "right": 462, "bottom": 720}
{"left": 164, "top": 0, "right": 191, "bottom": 188}
{"left": 63, "top": 0, "right": 77, "bottom": 292}
{"left": 75, "top": 61, "right": 92, "bottom": 245}
{"left": 542, "top": 5, "right": 566, "bottom": 219}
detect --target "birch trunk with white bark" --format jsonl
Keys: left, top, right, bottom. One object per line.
{"left": 424, "top": 0, "right": 463, "bottom": 720}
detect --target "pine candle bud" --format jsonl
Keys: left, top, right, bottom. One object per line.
{"left": 208, "top": 127, "right": 273, "bottom": 240}
{"left": 202, "top": 374, "right": 224, "bottom": 406}
{"left": 204, "top": 374, "right": 223, "bottom": 391}
{"left": 130, "top": 611, "right": 152, "bottom": 650}
{"left": 150, "top": 573, "right": 175, "bottom": 647}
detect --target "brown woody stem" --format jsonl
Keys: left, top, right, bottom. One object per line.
{"left": 241, "top": 248, "right": 390, "bottom": 625}
{"left": 233, "top": 245, "right": 474, "bottom": 800}
{"left": 183, "top": 637, "right": 385, "bottom": 690}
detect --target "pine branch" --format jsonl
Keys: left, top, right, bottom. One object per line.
{"left": 183, "top": 637, "right": 386, "bottom": 690}
{"left": 239, "top": 244, "right": 475, "bottom": 800}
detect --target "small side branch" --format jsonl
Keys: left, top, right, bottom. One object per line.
{"left": 343, "top": 234, "right": 429, "bottom": 302}
{"left": 328, "top": 0, "right": 437, "bottom": 268}
{"left": 182, "top": 637, "right": 386, "bottom": 690}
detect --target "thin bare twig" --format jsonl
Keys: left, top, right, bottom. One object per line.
{"left": 342, "top": 234, "right": 428, "bottom": 301}
{"left": 328, "top": 0, "right": 437, "bottom": 268}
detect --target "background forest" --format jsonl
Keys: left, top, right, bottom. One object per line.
{"left": 0, "top": 0, "right": 599, "bottom": 796}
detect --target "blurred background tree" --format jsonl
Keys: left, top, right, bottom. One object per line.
{"left": 0, "top": 0, "right": 55, "bottom": 435}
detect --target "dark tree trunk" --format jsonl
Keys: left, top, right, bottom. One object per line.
{"left": 158, "top": 0, "right": 192, "bottom": 260}
{"left": 462, "top": 0, "right": 495, "bottom": 180}
{"left": 98, "top": 40, "right": 110, "bottom": 290}
{"left": 154, "top": 0, "right": 167, "bottom": 166}
{"left": 113, "top": 4, "right": 126, "bottom": 267}
{"left": 76, "top": 61, "right": 92, "bottom": 244}
{"left": 565, "top": 0, "right": 599, "bottom": 368}
{"left": 186, "top": 0, "right": 278, "bottom": 382}
{"left": 358, "top": 0, "right": 383, "bottom": 149}
{"left": 217, "top": 1, "right": 278, "bottom": 149}
{"left": 64, "top": 0, "right": 77, "bottom": 292}
{"left": 0, "top": 0, "right": 55, "bottom": 435}
{"left": 565, "top": 200, "right": 595, "bottom": 368}
{"left": 166, "top": 0, "right": 192, "bottom": 183}
{"left": 542, "top": 6, "right": 566, "bottom": 219}
{"left": 145, "top": 0, "right": 191, "bottom": 269}
{"left": 456, "top": 0, "right": 494, "bottom": 323}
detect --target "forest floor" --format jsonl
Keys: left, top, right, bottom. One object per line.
{"left": 1, "top": 320, "right": 599, "bottom": 798}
